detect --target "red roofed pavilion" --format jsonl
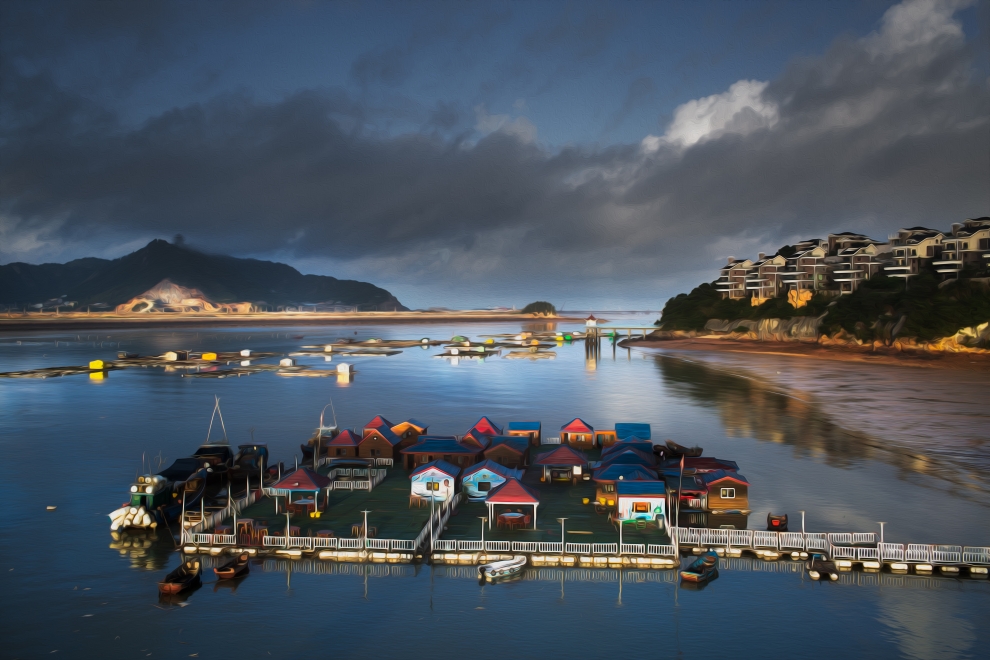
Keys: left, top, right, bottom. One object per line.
{"left": 485, "top": 478, "right": 540, "bottom": 529}
{"left": 270, "top": 467, "right": 332, "bottom": 515}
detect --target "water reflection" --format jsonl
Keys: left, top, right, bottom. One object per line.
{"left": 108, "top": 529, "right": 175, "bottom": 571}
{"left": 653, "top": 354, "right": 990, "bottom": 503}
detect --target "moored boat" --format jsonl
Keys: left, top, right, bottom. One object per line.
{"left": 680, "top": 551, "right": 719, "bottom": 583}
{"left": 158, "top": 560, "right": 202, "bottom": 594}
{"left": 479, "top": 555, "right": 527, "bottom": 581}
{"left": 214, "top": 553, "right": 251, "bottom": 580}
{"left": 806, "top": 553, "right": 839, "bottom": 581}
{"left": 666, "top": 439, "right": 703, "bottom": 458}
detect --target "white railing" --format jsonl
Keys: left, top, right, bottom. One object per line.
{"left": 830, "top": 545, "right": 856, "bottom": 559}
{"left": 963, "top": 547, "right": 990, "bottom": 565}
{"left": 828, "top": 533, "right": 853, "bottom": 546}
{"left": 852, "top": 533, "right": 876, "bottom": 546}
{"left": 932, "top": 545, "right": 962, "bottom": 564}
{"left": 263, "top": 536, "right": 287, "bottom": 547}
{"left": 753, "top": 531, "right": 779, "bottom": 549}
{"left": 375, "top": 458, "right": 393, "bottom": 467}
{"left": 593, "top": 543, "right": 618, "bottom": 555}
{"left": 779, "top": 532, "right": 805, "bottom": 550}
{"left": 621, "top": 543, "right": 645, "bottom": 555}
{"left": 338, "top": 538, "right": 363, "bottom": 550}
{"left": 314, "top": 537, "right": 338, "bottom": 549}
{"left": 542, "top": 437, "right": 561, "bottom": 445}
{"left": 672, "top": 527, "right": 701, "bottom": 546}
{"left": 647, "top": 544, "right": 677, "bottom": 557}
{"left": 333, "top": 481, "right": 354, "bottom": 490}
{"left": 213, "top": 534, "right": 236, "bottom": 545}
{"left": 538, "top": 542, "right": 563, "bottom": 553}
{"left": 806, "top": 533, "right": 827, "bottom": 551}
{"left": 857, "top": 547, "right": 879, "bottom": 561}
{"left": 728, "top": 530, "right": 754, "bottom": 547}
{"left": 458, "top": 540, "right": 484, "bottom": 551}
{"left": 699, "top": 529, "right": 729, "bottom": 546}
{"left": 512, "top": 542, "right": 540, "bottom": 553}
{"left": 434, "top": 540, "right": 456, "bottom": 551}
{"left": 880, "top": 543, "right": 904, "bottom": 561}
{"left": 566, "top": 543, "right": 591, "bottom": 554}
{"left": 906, "top": 544, "right": 932, "bottom": 563}
{"left": 486, "top": 541, "right": 511, "bottom": 552}
{"left": 365, "top": 539, "right": 390, "bottom": 550}
{"left": 191, "top": 533, "right": 213, "bottom": 545}
{"left": 369, "top": 469, "right": 387, "bottom": 489}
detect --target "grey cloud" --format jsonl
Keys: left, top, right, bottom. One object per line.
{"left": 2, "top": 0, "right": 987, "bottom": 306}
{"left": 351, "top": 46, "right": 414, "bottom": 88}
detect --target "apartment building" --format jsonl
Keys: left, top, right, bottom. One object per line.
{"left": 715, "top": 258, "right": 754, "bottom": 300}
{"left": 779, "top": 245, "right": 828, "bottom": 292}
{"left": 933, "top": 218, "right": 990, "bottom": 278}
{"left": 744, "top": 254, "right": 787, "bottom": 301}
{"left": 830, "top": 243, "right": 888, "bottom": 293}
{"left": 884, "top": 227, "right": 944, "bottom": 280}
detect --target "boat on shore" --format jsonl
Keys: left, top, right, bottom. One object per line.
{"left": 479, "top": 556, "right": 527, "bottom": 581}
{"left": 806, "top": 553, "right": 839, "bottom": 581}
{"left": 680, "top": 552, "right": 719, "bottom": 583}
{"left": 214, "top": 553, "right": 251, "bottom": 580}
{"left": 158, "top": 560, "right": 202, "bottom": 594}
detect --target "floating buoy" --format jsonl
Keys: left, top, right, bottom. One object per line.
{"left": 46, "top": 505, "right": 57, "bottom": 511}
{"left": 240, "top": 349, "right": 251, "bottom": 357}
{"left": 202, "top": 352, "right": 217, "bottom": 361}
{"left": 88, "top": 359, "right": 104, "bottom": 370}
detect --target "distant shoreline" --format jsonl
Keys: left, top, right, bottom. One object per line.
{"left": 0, "top": 310, "right": 585, "bottom": 332}
{"left": 620, "top": 336, "right": 990, "bottom": 371}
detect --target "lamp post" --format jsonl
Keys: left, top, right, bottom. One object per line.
{"left": 362, "top": 509, "right": 371, "bottom": 548}
{"left": 879, "top": 521, "right": 886, "bottom": 546}
{"left": 558, "top": 518, "right": 567, "bottom": 556}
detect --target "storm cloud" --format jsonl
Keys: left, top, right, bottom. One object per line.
{"left": 1, "top": 0, "right": 987, "bottom": 308}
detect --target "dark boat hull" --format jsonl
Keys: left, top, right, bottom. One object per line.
{"left": 214, "top": 554, "right": 251, "bottom": 580}
{"left": 680, "top": 568, "right": 718, "bottom": 583}
{"left": 158, "top": 562, "right": 202, "bottom": 594}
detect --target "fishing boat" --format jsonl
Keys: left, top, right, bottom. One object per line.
{"left": 680, "top": 551, "right": 719, "bottom": 583}
{"left": 301, "top": 402, "right": 340, "bottom": 461}
{"left": 158, "top": 560, "right": 202, "bottom": 594}
{"left": 479, "top": 555, "right": 527, "bottom": 581}
{"left": 806, "top": 553, "right": 839, "bottom": 581}
{"left": 767, "top": 512, "right": 788, "bottom": 531}
{"left": 214, "top": 553, "right": 251, "bottom": 580}
{"left": 665, "top": 439, "right": 703, "bottom": 458}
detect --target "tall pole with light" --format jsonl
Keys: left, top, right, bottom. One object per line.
{"left": 558, "top": 517, "right": 567, "bottom": 556}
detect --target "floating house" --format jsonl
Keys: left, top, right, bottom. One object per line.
{"left": 560, "top": 418, "right": 595, "bottom": 450}
{"left": 485, "top": 478, "right": 541, "bottom": 529}
{"left": 615, "top": 481, "right": 667, "bottom": 527}
{"left": 363, "top": 415, "right": 394, "bottom": 437}
{"left": 400, "top": 436, "right": 483, "bottom": 469}
{"left": 615, "top": 423, "right": 651, "bottom": 442}
{"left": 534, "top": 445, "right": 589, "bottom": 484}
{"left": 594, "top": 429, "right": 618, "bottom": 447}
{"left": 598, "top": 446, "right": 656, "bottom": 469}
{"left": 358, "top": 425, "right": 403, "bottom": 461}
{"left": 507, "top": 421, "right": 542, "bottom": 446}
{"left": 461, "top": 430, "right": 492, "bottom": 450}
{"left": 601, "top": 437, "right": 654, "bottom": 461}
{"left": 410, "top": 460, "right": 461, "bottom": 502}
{"left": 700, "top": 470, "right": 750, "bottom": 513}
{"left": 390, "top": 419, "right": 429, "bottom": 448}
{"left": 592, "top": 464, "right": 659, "bottom": 506}
{"left": 324, "top": 429, "right": 362, "bottom": 458}
{"left": 270, "top": 467, "right": 332, "bottom": 515}
{"left": 461, "top": 460, "right": 523, "bottom": 501}
{"left": 483, "top": 435, "right": 530, "bottom": 469}
{"left": 664, "top": 473, "right": 709, "bottom": 512}
{"left": 469, "top": 416, "right": 502, "bottom": 437}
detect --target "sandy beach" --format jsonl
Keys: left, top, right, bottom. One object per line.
{"left": 0, "top": 310, "right": 583, "bottom": 332}
{"left": 620, "top": 336, "right": 990, "bottom": 372}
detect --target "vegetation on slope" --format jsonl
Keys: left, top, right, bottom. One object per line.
{"left": 657, "top": 273, "right": 990, "bottom": 341}
{"left": 522, "top": 301, "right": 557, "bottom": 316}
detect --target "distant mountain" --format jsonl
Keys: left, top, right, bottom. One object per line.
{"left": 0, "top": 239, "right": 406, "bottom": 310}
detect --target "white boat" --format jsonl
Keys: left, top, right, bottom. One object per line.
{"left": 479, "top": 555, "right": 527, "bottom": 581}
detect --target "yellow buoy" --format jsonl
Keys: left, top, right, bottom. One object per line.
{"left": 89, "top": 371, "right": 105, "bottom": 380}
{"left": 89, "top": 359, "right": 104, "bottom": 370}
{"left": 202, "top": 352, "right": 217, "bottom": 361}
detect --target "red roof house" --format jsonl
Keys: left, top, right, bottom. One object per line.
{"left": 484, "top": 477, "right": 541, "bottom": 529}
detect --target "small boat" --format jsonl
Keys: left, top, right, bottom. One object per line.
{"left": 767, "top": 512, "right": 788, "bottom": 531}
{"left": 680, "top": 551, "right": 719, "bottom": 583}
{"left": 158, "top": 560, "right": 202, "bottom": 594}
{"left": 479, "top": 555, "right": 527, "bottom": 581}
{"left": 214, "top": 553, "right": 250, "bottom": 580}
{"left": 666, "top": 440, "right": 703, "bottom": 458}
{"left": 806, "top": 553, "right": 839, "bottom": 581}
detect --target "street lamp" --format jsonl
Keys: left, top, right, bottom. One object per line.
{"left": 557, "top": 518, "right": 567, "bottom": 556}
{"left": 878, "top": 521, "right": 886, "bottom": 546}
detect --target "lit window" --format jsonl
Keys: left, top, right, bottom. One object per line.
{"left": 633, "top": 502, "right": 650, "bottom": 513}
{"left": 721, "top": 488, "right": 735, "bottom": 499}
{"left": 604, "top": 484, "right": 615, "bottom": 493}
{"left": 426, "top": 481, "right": 439, "bottom": 491}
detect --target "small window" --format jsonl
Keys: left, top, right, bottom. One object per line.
{"left": 604, "top": 484, "right": 615, "bottom": 493}
{"left": 426, "top": 481, "right": 439, "bottom": 491}
{"left": 336, "top": 448, "right": 345, "bottom": 456}
{"left": 721, "top": 488, "right": 735, "bottom": 499}
{"left": 478, "top": 481, "right": 491, "bottom": 492}
{"left": 633, "top": 502, "right": 650, "bottom": 513}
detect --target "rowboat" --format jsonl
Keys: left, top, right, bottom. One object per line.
{"left": 665, "top": 440, "right": 703, "bottom": 458}
{"left": 214, "top": 553, "right": 250, "bottom": 580}
{"left": 806, "top": 553, "right": 839, "bottom": 581}
{"left": 158, "top": 560, "right": 202, "bottom": 594}
{"left": 479, "top": 555, "right": 527, "bottom": 581}
{"left": 680, "top": 552, "right": 719, "bottom": 583}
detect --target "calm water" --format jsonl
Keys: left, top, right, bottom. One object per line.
{"left": 2, "top": 315, "right": 988, "bottom": 659}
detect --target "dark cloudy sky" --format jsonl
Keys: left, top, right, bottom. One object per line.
{"left": 2, "top": 0, "right": 988, "bottom": 309}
